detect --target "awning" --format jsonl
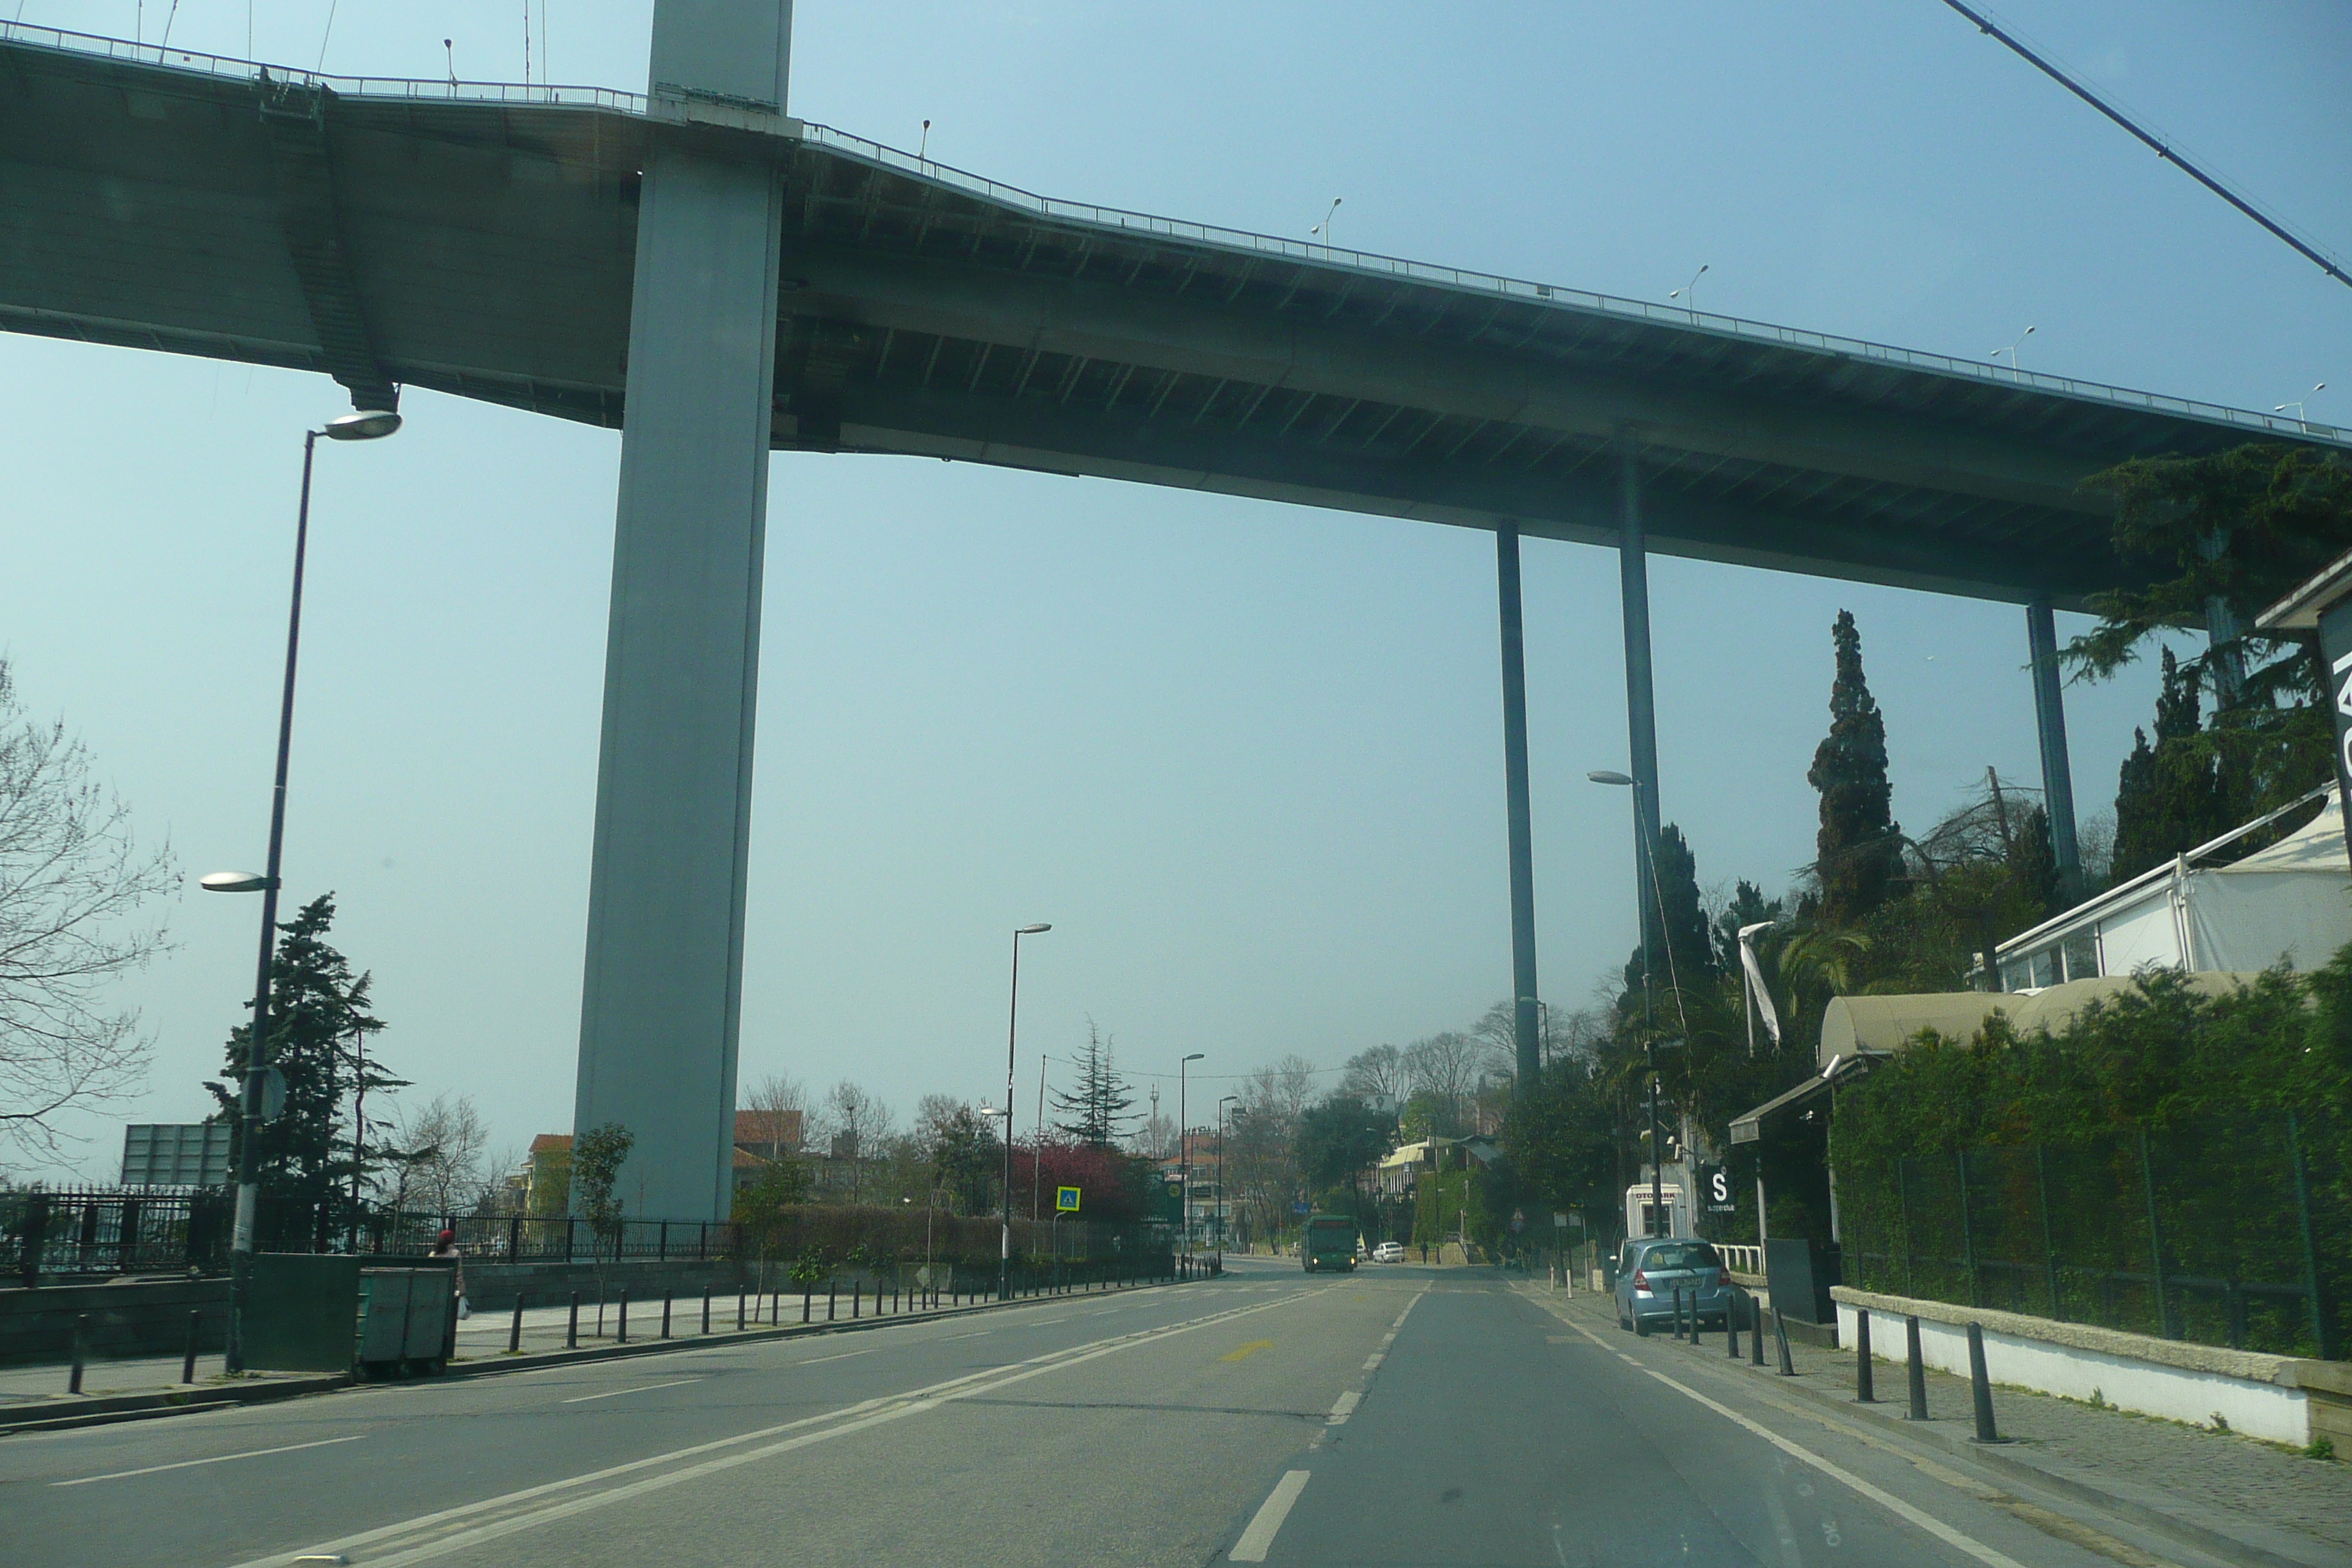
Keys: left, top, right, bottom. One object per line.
{"left": 1730, "top": 1055, "right": 1872, "bottom": 1145}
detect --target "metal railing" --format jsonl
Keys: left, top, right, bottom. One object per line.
{"left": 1716, "top": 1243, "right": 1765, "bottom": 1278}
{"left": 6, "top": 19, "right": 2344, "bottom": 452}
{"left": 1, "top": 1188, "right": 741, "bottom": 1279}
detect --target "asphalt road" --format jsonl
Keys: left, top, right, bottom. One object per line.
{"left": 1, "top": 1257, "right": 2239, "bottom": 1567}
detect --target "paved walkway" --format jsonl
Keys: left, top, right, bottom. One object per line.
{"left": 1534, "top": 1281, "right": 2352, "bottom": 1564}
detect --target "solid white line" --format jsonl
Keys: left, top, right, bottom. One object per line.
{"left": 52, "top": 1435, "right": 365, "bottom": 1487}
{"left": 798, "top": 1349, "right": 875, "bottom": 1365}
{"left": 1229, "top": 1470, "right": 1310, "bottom": 1562}
{"left": 1635, "top": 1366, "right": 2029, "bottom": 1568}
{"left": 560, "top": 1378, "right": 703, "bottom": 1404}
{"left": 1325, "top": 1390, "right": 1360, "bottom": 1424}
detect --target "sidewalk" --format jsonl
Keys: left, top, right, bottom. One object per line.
{"left": 1526, "top": 1281, "right": 2352, "bottom": 1568}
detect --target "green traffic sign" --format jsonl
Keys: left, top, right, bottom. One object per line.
{"left": 1056, "top": 1186, "right": 1081, "bottom": 1213}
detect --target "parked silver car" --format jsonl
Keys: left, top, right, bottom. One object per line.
{"left": 1613, "top": 1237, "right": 1731, "bottom": 1335}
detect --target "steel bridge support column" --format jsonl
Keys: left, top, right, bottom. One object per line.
{"left": 573, "top": 1, "right": 792, "bottom": 1221}
{"left": 1496, "top": 523, "right": 1542, "bottom": 1088}
{"left": 1618, "top": 442, "right": 1663, "bottom": 968}
{"left": 2024, "top": 599, "right": 2082, "bottom": 902}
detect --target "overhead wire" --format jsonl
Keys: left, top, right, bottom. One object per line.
{"left": 1938, "top": 0, "right": 2349, "bottom": 292}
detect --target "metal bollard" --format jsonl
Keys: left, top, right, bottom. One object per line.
{"left": 1749, "top": 1292, "right": 1765, "bottom": 1366}
{"left": 1771, "top": 1305, "right": 1795, "bottom": 1376}
{"left": 852, "top": 1281, "right": 861, "bottom": 1320}
{"left": 184, "top": 1308, "right": 203, "bottom": 1383}
{"left": 568, "top": 1291, "right": 580, "bottom": 1349}
{"left": 827, "top": 1284, "right": 836, "bottom": 1322}
{"left": 1905, "top": 1316, "right": 1929, "bottom": 1420}
{"left": 509, "top": 1293, "right": 526, "bottom": 1355}
{"left": 1966, "top": 1323, "right": 2007, "bottom": 1442}
{"left": 802, "top": 1289, "right": 810, "bottom": 1324}
{"left": 1725, "top": 1295, "right": 1740, "bottom": 1359}
{"left": 702, "top": 1286, "right": 712, "bottom": 1335}
{"left": 68, "top": 1313, "right": 88, "bottom": 1394}
{"left": 617, "top": 1289, "right": 630, "bottom": 1345}
{"left": 1854, "top": 1309, "right": 1876, "bottom": 1403}
{"left": 1692, "top": 1289, "right": 1706, "bottom": 1348}
{"left": 660, "top": 1292, "right": 673, "bottom": 1340}
{"left": 737, "top": 1290, "right": 746, "bottom": 1332}
{"left": 1672, "top": 1286, "right": 1686, "bottom": 1340}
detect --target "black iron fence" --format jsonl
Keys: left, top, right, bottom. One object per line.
{"left": 1, "top": 1188, "right": 742, "bottom": 1281}
{"left": 1839, "top": 1112, "right": 2344, "bottom": 1360}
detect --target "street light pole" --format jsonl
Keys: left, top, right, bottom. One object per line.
{"left": 1177, "top": 1053, "right": 1204, "bottom": 1255}
{"left": 1589, "top": 767, "right": 1669, "bottom": 1237}
{"left": 208, "top": 407, "right": 399, "bottom": 1375}
{"left": 1001, "top": 924, "right": 1050, "bottom": 1301}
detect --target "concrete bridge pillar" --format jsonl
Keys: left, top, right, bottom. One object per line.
{"left": 573, "top": 1, "right": 793, "bottom": 1221}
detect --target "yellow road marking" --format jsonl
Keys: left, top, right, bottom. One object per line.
{"left": 1220, "top": 1339, "right": 1275, "bottom": 1363}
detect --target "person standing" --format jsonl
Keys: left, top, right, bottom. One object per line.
{"left": 429, "top": 1228, "right": 470, "bottom": 1319}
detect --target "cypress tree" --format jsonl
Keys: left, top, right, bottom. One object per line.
{"left": 1050, "top": 1022, "right": 1139, "bottom": 1149}
{"left": 1807, "top": 611, "right": 1901, "bottom": 927}
{"left": 1623, "top": 822, "right": 1719, "bottom": 998}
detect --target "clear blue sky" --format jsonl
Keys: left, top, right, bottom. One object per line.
{"left": 4, "top": 1, "right": 2346, "bottom": 1180}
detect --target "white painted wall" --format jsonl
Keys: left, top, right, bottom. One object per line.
{"left": 1837, "top": 1302, "right": 2310, "bottom": 1445}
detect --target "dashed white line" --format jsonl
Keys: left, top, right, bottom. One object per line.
{"left": 798, "top": 1349, "right": 875, "bottom": 1365}
{"left": 53, "top": 1435, "right": 365, "bottom": 1487}
{"left": 560, "top": 1377, "right": 704, "bottom": 1404}
{"left": 1229, "top": 1470, "right": 1311, "bottom": 1561}
{"left": 1325, "top": 1390, "right": 1361, "bottom": 1425}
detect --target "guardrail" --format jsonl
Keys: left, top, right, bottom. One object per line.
{"left": 1716, "top": 1243, "right": 1764, "bottom": 1277}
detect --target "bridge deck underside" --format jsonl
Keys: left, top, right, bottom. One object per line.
{"left": 4, "top": 37, "right": 2335, "bottom": 606}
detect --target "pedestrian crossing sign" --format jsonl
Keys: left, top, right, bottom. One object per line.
{"left": 1056, "top": 1186, "right": 1081, "bottom": 1213}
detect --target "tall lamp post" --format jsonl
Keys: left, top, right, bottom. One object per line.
{"left": 1588, "top": 767, "right": 1668, "bottom": 1238}
{"left": 1216, "top": 1095, "right": 1238, "bottom": 1264}
{"left": 201, "top": 407, "right": 402, "bottom": 1373}
{"left": 1000, "top": 923, "right": 1050, "bottom": 1300}
{"left": 1177, "top": 1053, "right": 1204, "bottom": 1254}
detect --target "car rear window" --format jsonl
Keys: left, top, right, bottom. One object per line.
{"left": 1639, "top": 1243, "right": 1719, "bottom": 1270}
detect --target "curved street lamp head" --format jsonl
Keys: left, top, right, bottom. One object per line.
{"left": 199, "top": 870, "right": 271, "bottom": 893}
{"left": 1182, "top": 1052, "right": 1205, "bottom": 1064}
{"left": 325, "top": 409, "right": 402, "bottom": 441}
{"left": 1015, "top": 923, "right": 1051, "bottom": 935}
{"left": 1586, "top": 769, "right": 1634, "bottom": 786}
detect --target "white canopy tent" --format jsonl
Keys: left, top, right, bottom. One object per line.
{"left": 1996, "top": 785, "right": 2352, "bottom": 990}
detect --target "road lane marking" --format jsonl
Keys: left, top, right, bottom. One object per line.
{"left": 944, "top": 1330, "right": 990, "bottom": 1340}
{"left": 1220, "top": 1340, "right": 1274, "bottom": 1363}
{"left": 798, "top": 1349, "right": 876, "bottom": 1365}
{"left": 1325, "top": 1390, "right": 1360, "bottom": 1424}
{"left": 52, "top": 1435, "right": 365, "bottom": 1487}
{"left": 1229, "top": 1470, "right": 1310, "bottom": 1562}
{"left": 1362, "top": 1352, "right": 1383, "bottom": 1370}
{"left": 1635, "top": 1365, "right": 2029, "bottom": 1568}
{"left": 562, "top": 1378, "right": 704, "bottom": 1404}
{"left": 230, "top": 1287, "right": 1337, "bottom": 1568}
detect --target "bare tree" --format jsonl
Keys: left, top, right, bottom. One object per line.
{"left": 399, "top": 1092, "right": 489, "bottom": 1218}
{"left": 740, "top": 1071, "right": 808, "bottom": 1156}
{"left": 1340, "top": 1043, "right": 1408, "bottom": 1107}
{"left": 0, "top": 660, "right": 176, "bottom": 1165}
{"left": 1402, "top": 1031, "right": 1481, "bottom": 1128}
{"left": 819, "top": 1080, "right": 894, "bottom": 1205}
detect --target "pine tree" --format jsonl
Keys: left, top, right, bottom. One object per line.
{"left": 1808, "top": 611, "right": 1901, "bottom": 927}
{"left": 205, "top": 894, "right": 400, "bottom": 1246}
{"left": 2111, "top": 647, "right": 2233, "bottom": 884}
{"left": 1051, "top": 1022, "right": 1139, "bottom": 1149}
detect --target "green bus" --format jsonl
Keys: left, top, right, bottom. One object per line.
{"left": 1302, "top": 1213, "right": 1359, "bottom": 1273}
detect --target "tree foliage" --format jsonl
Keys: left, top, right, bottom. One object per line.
{"left": 571, "top": 1121, "right": 633, "bottom": 1256}
{"left": 206, "top": 894, "right": 402, "bottom": 1245}
{"left": 1050, "top": 1022, "right": 1138, "bottom": 1149}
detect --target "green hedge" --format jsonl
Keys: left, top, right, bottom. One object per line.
{"left": 1831, "top": 961, "right": 2352, "bottom": 1359}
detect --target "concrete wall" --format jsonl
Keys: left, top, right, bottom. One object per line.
{"left": 1833, "top": 1286, "right": 2348, "bottom": 1448}
{"left": 0, "top": 1278, "right": 226, "bottom": 1368}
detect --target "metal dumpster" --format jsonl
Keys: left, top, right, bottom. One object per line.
{"left": 358, "top": 1267, "right": 455, "bottom": 1374}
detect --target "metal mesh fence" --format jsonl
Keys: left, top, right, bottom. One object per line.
{"left": 1839, "top": 1112, "right": 2343, "bottom": 1360}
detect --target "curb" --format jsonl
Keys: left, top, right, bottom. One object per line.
{"left": 1527, "top": 1286, "right": 2348, "bottom": 1568}
{"left": 0, "top": 1273, "right": 1196, "bottom": 1438}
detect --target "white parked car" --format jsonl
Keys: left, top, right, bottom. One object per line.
{"left": 1371, "top": 1241, "right": 1406, "bottom": 1263}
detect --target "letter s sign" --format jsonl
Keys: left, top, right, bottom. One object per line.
{"left": 1711, "top": 1169, "right": 1730, "bottom": 1205}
